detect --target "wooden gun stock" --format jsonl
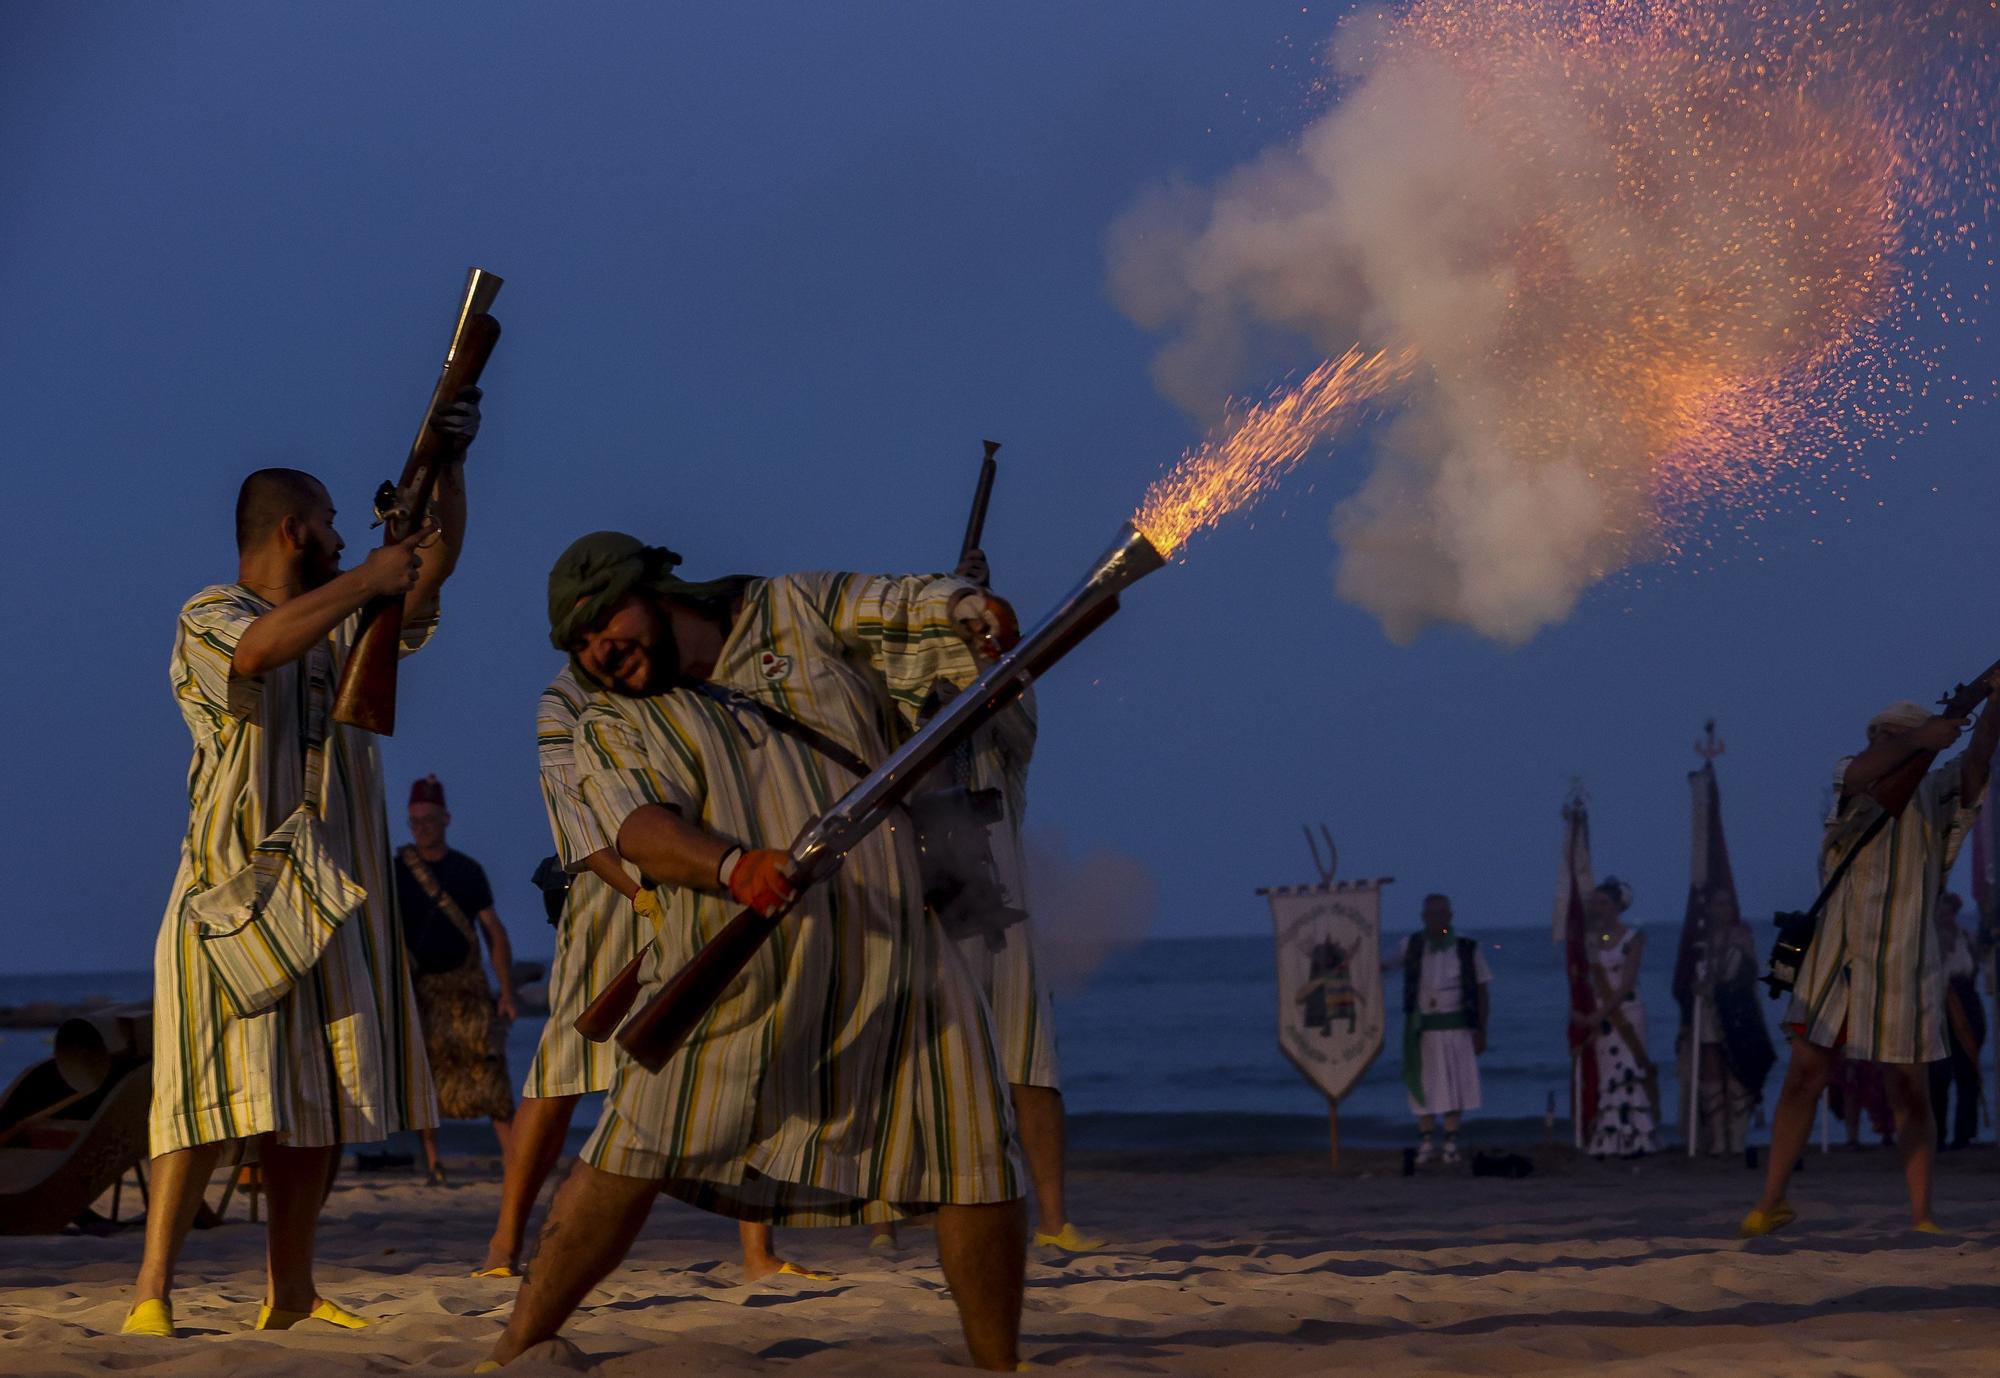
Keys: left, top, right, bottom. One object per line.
{"left": 616, "top": 901, "right": 794, "bottom": 1070}
{"left": 1868, "top": 654, "right": 2000, "bottom": 818}
{"left": 332, "top": 270, "right": 503, "bottom": 735}
{"left": 574, "top": 951, "right": 646, "bottom": 1042}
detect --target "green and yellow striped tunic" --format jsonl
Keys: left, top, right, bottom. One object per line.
{"left": 574, "top": 572, "right": 1021, "bottom": 1225}
{"left": 1790, "top": 755, "right": 1985, "bottom": 1063}
{"left": 955, "top": 699, "right": 1061, "bottom": 1090}
{"left": 150, "top": 585, "right": 439, "bottom": 1154}
{"left": 522, "top": 665, "right": 649, "bottom": 1099}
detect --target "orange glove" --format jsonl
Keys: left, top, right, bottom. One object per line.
{"left": 725, "top": 847, "right": 796, "bottom": 916}
{"left": 953, "top": 591, "right": 1020, "bottom": 660}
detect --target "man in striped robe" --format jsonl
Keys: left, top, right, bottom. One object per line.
{"left": 125, "top": 396, "right": 478, "bottom": 1337}
{"left": 1743, "top": 685, "right": 2000, "bottom": 1237}
{"left": 485, "top": 533, "right": 1027, "bottom": 1372}
{"left": 481, "top": 666, "right": 829, "bottom": 1285}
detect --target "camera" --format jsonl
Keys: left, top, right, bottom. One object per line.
{"left": 1762, "top": 909, "right": 1818, "bottom": 999}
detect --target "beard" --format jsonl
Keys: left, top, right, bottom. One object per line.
{"left": 600, "top": 600, "right": 681, "bottom": 697}
{"left": 301, "top": 533, "right": 343, "bottom": 591}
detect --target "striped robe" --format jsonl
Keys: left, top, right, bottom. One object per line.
{"left": 1790, "top": 755, "right": 1985, "bottom": 1063}
{"left": 953, "top": 696, "right": 1061, "bottom": 1090}
{"left": 150, "top": 584, "right": 438, "bottom": 1154}
{"left": 574, "top": 572, "right": 1021, "bottom": 1225}
{"left": 522, "top": 665, "right": 649, "bottom": 1099}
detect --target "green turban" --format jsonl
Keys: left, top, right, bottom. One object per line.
{"left": 546, "top": 532, "right": 684, "bottom": 650}
{"left": 546, "top": 531, "right": 760, "bottom": 674}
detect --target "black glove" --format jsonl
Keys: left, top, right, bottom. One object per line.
{"left": 433, "top": 385, "right": 482, "bottom": 448}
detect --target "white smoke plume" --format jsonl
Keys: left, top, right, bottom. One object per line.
{"left": 1022, "top": 828, "right": 1158, "bottom": 995}
{"left": 1109, "top": 1, "right": 1988, "bottom": 644}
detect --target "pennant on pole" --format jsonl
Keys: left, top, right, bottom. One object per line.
{"left": 1264, "top": 877, "right": 1389, "bottom": 1104}
{"left": 1674, "top": 727, "right": 1738, "bottom": 1027}
{"left": 1973, "top": 794, "right": 1997, "bottom": 939}
{"left": 1558, "top": 787, "right": 1600, "bottom": 1141}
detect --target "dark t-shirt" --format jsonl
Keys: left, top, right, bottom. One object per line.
{"left": 397, "top": 847, "right": 494, "bottom": 975}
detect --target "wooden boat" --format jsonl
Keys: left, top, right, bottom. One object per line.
{"left": 0, "top": 1006, "right": 152, "bottom": 1234}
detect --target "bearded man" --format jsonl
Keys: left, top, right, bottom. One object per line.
{"left": 483, "top": 533, "right": 1027, "bottom": 1372}
{"left": 122, "top": 389, "right": 479, "bottom": 1337}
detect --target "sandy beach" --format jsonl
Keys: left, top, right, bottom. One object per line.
{"left": 4, "top": 1144, "right": 1997, "bottom": 1375}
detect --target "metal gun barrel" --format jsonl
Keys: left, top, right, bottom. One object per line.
{"left": 617, "top": 521, "right": 1166, "bottom": 1071}
{"left": 787, "top": 521, "right": 1165, "bottom": 884}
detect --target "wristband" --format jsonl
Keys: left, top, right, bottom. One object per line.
{"left": 716, "top": 845, "right": 744, "bottom": 890}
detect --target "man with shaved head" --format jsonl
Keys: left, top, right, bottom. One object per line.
{"left": 1743, "top": 681, "right": 2000, "bottom": 1237}
{"left": 120, "top": 389, "right": 481, "bottom": 1338}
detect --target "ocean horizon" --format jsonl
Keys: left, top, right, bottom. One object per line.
{"left": 6, "top": 926, "right": 1992, "bottom": 1153}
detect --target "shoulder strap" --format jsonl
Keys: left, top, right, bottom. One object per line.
{"left": 399, "top": 846, "right": 480, "bottom": 947}
{"left": 689, "top": 682, "right": 876, "bottom": 780}
{"left": 1806, "top": 807, "right": 1895, "bottom": 921}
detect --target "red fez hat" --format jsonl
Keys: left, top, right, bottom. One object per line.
{"left": 409, "top": 775, "right": 447, "bottom": 808}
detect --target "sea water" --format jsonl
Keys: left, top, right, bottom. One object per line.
{"left": 4, "top": 925, "right": 1986, "bottom": 1154}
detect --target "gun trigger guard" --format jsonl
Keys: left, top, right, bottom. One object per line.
{"left": 370, "top": 479, "right": 402, "bottom": 529}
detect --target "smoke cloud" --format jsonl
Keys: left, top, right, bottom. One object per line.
{"left": 1022, "top": 828, "right": 1158, "bottom": 994}
{"left": 1110, "top": 2, "right": 1986, "bottom": 643}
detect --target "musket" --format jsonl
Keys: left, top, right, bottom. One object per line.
{"left": 959, "top": 439, "right": 1001, "bottom": 574}
{"left": 615, "top": 522, "right": 1166, "bottom": 1071}
{"left": 1869, "top": 654, "right": 2000, "bottom": 817}
{"left": 330, "top": 268, "right": 504, "bottom": 734}
{"left": 574, "top": 442, "right": 1009, "bottom": 1044}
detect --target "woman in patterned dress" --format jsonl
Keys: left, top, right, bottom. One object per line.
{"left": 1581, "top": 878, "right": 1659, "bottom": 1157}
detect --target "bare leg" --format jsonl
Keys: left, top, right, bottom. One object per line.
{"left": 1415, "top": 1114, "right": 1434, "bottom": 1135}
{"left": 740, "top": 1221, "right": 783, "bottom": 1281}
{"left": 261, "top": 1139, "right": 338, "bottom": 1312}
{"left": 1754, "top": 1038, "right": 1834, "bottom": 1213}
{"left": 133, "top": 1141, "right": 227, "bottom": 1305}
{"left": 484, "top": 1095, "right": 577, "bottom": 1272}
{"left": 492, "top": 1111, "right": 516, "bottom": 1168}
{"left": 1881, "top": 1062, "right": 1935, "bottom": 1225}
{"left": 487, "top": 1162, "right": 657, "bottom": 1367}
{"left": 936, "top": 1200, "right": 1025, "bottom": 1372}
{"left": 1010, "top": 1084, "right": 1068, "bottom": 1232}
{"left": 419, "top": 1127, "right": 442, "bottom": 1179}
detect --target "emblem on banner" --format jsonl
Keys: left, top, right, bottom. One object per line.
{"left": 1262, "top": 825, "right": 1389, "bottom": 1105}
{"left": 759, "top": 651, "right": 792, "bottom": 682}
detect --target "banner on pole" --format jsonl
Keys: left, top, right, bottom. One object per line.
{"left": 1263, "top": 878, "right": 1389, "bottom": 1102}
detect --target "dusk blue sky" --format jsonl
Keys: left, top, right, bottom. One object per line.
{"left": 3, "top": 2, "right": 1995, "bottom": 977}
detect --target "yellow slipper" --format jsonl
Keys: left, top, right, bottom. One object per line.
{"left": 473, "top": 1363, "right": 504, "bottom": 1373}
{"left": 1737, "top": 1202, "right": 1797, "bottom": 1238}
{"left": 120, "top": 1298, "right": 174, "bottom": 1337}
{"left": 1913, "top": 1219, "right": 1945, "bottom": 1234}
{"left": 255, "top": 1297, "right": 371, "bottom": 1330}
{"left": 1033, "top": 1222, "right": 1106, "bottom": 1251}
{"left": 775, "top": 1261, "right": 836, "bottom": 1282}
{"left": 470, "top": 1266, "right": 518, "bottom": 1279}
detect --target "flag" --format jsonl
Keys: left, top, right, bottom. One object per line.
{"left": 1557, "top": 790, "right": 1599, "bottom": 1138}
{"left": 1266, "top": 879, "right": 1388, "bottom": 1103}
{"left": 1673, "top": 758, "right": 1740, "bottom": 1028}
{"left": 1973, "top": 798, "right": 1998, "bottom": 951}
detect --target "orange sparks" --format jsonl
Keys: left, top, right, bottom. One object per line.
{"left": 1134, "top": 346, "right": 1415, "bottom": 555}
